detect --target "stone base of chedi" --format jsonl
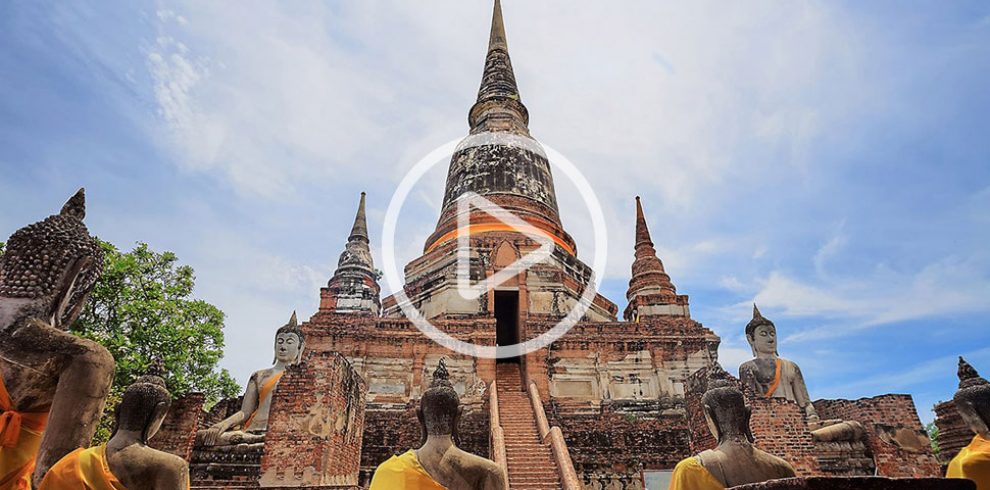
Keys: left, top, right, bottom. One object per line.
{"left": 729, "top": 477, "right": 975, "bottom": 490}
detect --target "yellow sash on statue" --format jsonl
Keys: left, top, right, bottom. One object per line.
{"left": 38, "top": 445, "right": 125, "bottom": 490}
{"left": 243, "top": 371, "right": 284, "bottom": 429}
{"left": 764, "top": 358, "right": 783, "bottom": 397}
{"left": 369, "top": 450, "right": 447, "bottom": 490}
{"left": 669, "top": 457, "right": 725, "bottom": 490}
{"left": 0, "top": 375, "right": 49, "bottom": 490}
{"left": 948, "top": 434, "right": 990, "bottom": 490}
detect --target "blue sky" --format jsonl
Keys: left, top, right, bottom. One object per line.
{"left": 1, "top": 1, "right": 988, "bottom": 423}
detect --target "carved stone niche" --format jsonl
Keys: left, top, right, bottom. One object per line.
{"left": 259, "top": 351, "right": 367, "bottom": 488}
{"left": 728, "top": 477, "right": 974, "bottom": 490}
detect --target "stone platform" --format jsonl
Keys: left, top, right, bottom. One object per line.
{"left": 730, "top": 477, "right": 974, "bottom": 489}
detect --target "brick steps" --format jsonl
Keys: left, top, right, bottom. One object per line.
{"left": 496, "top": 363, "right": 563, "bottom": 490}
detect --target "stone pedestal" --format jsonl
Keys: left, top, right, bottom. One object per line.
{"left": 729, "top": 477, "right": 974, "bottom": 489}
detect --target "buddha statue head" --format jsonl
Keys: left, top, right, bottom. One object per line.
{"left": 272, "top": 311, "right": 305, "bottom": 365}
{"left": 0, "top": 188, "right": 104, "bottom": 331}
{"left": 745, "top": 304, "right": 778, "bottom": 357}
{"left": 418, "top": 359, "right": 461, "bottom": 441}
{"left": 954, "top": 357, "right": 990, "bottom": 438}
{"left": 113, "top": 361, "right": 172, "bottom": 444}
{"left": 703, "top": 363, "right": 754, "bottom": 444}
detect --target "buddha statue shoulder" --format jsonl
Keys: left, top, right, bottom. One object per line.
{"left": 670, "top": 363, "right": 795, "bottom": 489}
{"left": 40, "top": 363, "right": 190, "bottom": 489}
{"left": 369, "top": 360, "right": 507, "bottom": 490}
{"left": 196, "top": 312, "right": 304, "bottom": 447}
{"left": 946, "top": 357, "right": 990, "bottom": 489}
{"left": 0, "top": 189, "right": 116, "bottom": 487}
{"left": 738, "top": 304, "right": 822, "bottom": 428}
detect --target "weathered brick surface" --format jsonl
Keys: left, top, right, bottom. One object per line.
{"left": 935, "top": 399, "right": 976, "bottom": 466}
{"left": 685, "top": 367, "right": 821, "bottom": 476}
{"left": 729, "top": 477, "right": 974, "bottom": 490}
{"left": 815, "top": 395, "right": 940, "bottom": 477}
{"left": 748, "top": 397, "right": 821, "bottom": 476}
{"left": 150, "top": 392, "right": 206, "bottom": 460}
{"left": 259, "top": 351, "right": 366, "bottom": 488}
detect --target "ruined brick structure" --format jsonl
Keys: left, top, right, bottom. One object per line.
{"left": 157, "top": 2, "right": 943, "bottom": 488}
{"left": 934, "top": 399, "right": 976, "bottom": 470}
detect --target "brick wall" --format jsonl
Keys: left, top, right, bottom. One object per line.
{"left": 934, "top": 400, "right": 975, "bottom": 466}
{"left": 684, "top": 366, "right": 820, "bottom": 476}
{"left": 748, "top": 396, "right": 821, "bottom": 476}
{"left": 815, "top": 395, "right": 940, "bottom": 477}
{"left": 259, "top": 351, "right": 367, "bottom": 488}
{"left": 149, "top": 392, "right": 205, "bottom": 460}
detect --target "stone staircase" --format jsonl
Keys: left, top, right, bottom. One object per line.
{"left": 496, "top": 363, "right": 564, "bottom": 490}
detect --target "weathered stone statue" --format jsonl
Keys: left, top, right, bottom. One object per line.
{"left": 0, "top": 189, "right": 116, "bottom": 487}
{"left": 196, "top": 312, "right": 304, "bottom": 448}
{"left": 947, "top": 357, "right": 990, "bottom": 489}
{"left": 369, "top": 360, "right": 506, "bottom": 490}
{"left": 739, "top": 305, "right": 823, "bottom": 428}
{"left": 671, "top": 363, "right": 796, "bottom": 489}
{"left": 39, "top": 363, "right": 189, "bottom": 489}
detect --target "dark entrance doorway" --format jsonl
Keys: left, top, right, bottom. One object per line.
{"left": 494, "top": 290, "right": 520, "bottom": 363}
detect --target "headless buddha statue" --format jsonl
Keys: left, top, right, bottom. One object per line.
{"left": 670, "top": 363, "right": 795, "bottom": 489}
{"left": 196, "top": 312, "right": 303, "bottom": 448}
{"left": 947, "top": 357, "right": 990, "bottom": 490}
{"left": 40, "top": 363, "right": 189, "bottom": 489}
{"left": 369, "top": 360, "right": 506, "bottom": 490}
{"left": 0, "top": 189, "right": 116, "bottom": 488}
{"left": 738, "top": 305, "right": 825, "bottom": 428}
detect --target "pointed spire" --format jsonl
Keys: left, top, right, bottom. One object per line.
{"left": 60, "top": 188, "right": 86, "bottom": 221}
{"left": 288, "top": 310, "right": 298, "bottom": 328}
{"left": 489, "top": 0, "right": 508, "bottom": 50}
{"left": 469, "top": 0, "right": 529, "bottom": 132}
{"left": 348, "top": 192, "right": 369, "bottom": 243}
{"left": 753, "top": 304, "right": 763, "bottom": 321}
{"left": 624, "top": 196, "right": 681, "bottom": 320}
{"left": 320, "top": 193, "right": 381, "bottom": 314}
{"left": 635, "top": 196, "right": 653, "bottom": 249}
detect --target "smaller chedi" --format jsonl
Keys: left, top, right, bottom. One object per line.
{"left": 0, "top": 189, "right": 115, "bottom": 487}
{"left": 671, "top": 362, "right": 795, "bottom": 489}
{"left": 739, "top": 304, "right": 823, "bottom": 428}
{"left": 197, "top": 311, "right": 304, "bottom": 448}
{"left": 40, "top": 362, "right": 189, "bottom": 489}
{"left": 947, "top": 357, "right": 990, "bottom": 490}
{"left": 369, "top": 359, "right": 507, "bottom": 490}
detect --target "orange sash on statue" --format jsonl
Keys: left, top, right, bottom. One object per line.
{"left": 38, "top": 445, "right": 126, "bottom": 490}
{"left": 0, "top": 375, "right": 49, "bottom": 490}
{"left": 764, "top": 358, "right": 782, "bottom": 398}
{"left": 243, "top": 371, "right": 284, "bottom": 429}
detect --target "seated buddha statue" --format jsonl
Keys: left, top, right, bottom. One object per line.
{"left": 196, "top": 312, "right": 304, "bottom": 448}
{"left": 0, "top": 189, "right": 116, "bottom": 487}
{"left": 369, "top": 360, "right": 506, "bottom": 490}
{"left": 670, "top": 363, "right": 795, "bottom": 489}
{"left": 947, "top": 357, "right": 990, "bottom": 490}
{"left": 40, "top": 363, "right": 189, "bottom": 489}
{"left": 738, "top": 305, "right": 824, "bottom": 428}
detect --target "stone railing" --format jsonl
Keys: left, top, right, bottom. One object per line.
{"left": 489, "top": 380, "right": 508, "bottom": 481}
{"left": 528, "top": 382, "right": 582, "bottom": 490}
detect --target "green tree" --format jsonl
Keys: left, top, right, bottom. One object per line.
{"left": 71, "top": 241, "right": 240, "bottom": 441}
{"left": 926, "top": 420, "right": 941, "bottom": 459}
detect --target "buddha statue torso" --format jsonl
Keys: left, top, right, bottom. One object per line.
{"left": 196, "top": 312, "right": 303, "bottom": 448}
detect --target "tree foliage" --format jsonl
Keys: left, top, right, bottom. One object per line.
{"left": 69, "top": 241, "right": 240, "bottom": 440}
{"left": 926, "top": 421, "right": 941, "bottom": 458}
